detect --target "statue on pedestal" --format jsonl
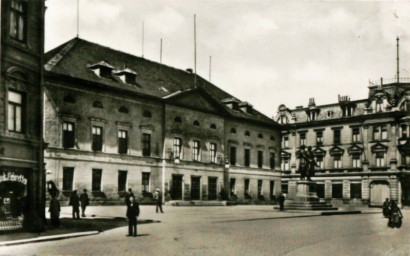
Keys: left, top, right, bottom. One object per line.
{"left": 298, "top": 146, "right": 318, "bottom": 181}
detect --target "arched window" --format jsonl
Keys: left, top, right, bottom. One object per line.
{"left": 230, "top": 128, "right": 236, "bottom": 134}
{"left": 258, "top": 133, "right": 263, "bottom": 139}
{"left": 143, "top": 111, "right": 152, "bottom": 118}
{"left": 63, "top": 95, "right": 75, "bottom": 103}
{"left": 193, "top": 120, "right": 200, "bottom": 126}
{"left": 119, "top": 106, "right": 129, "bottom": 113}
{"left": 245, "top": 131, "right": 250, "bottom": 136}
{"left": 210, "top": 124, "right": 216, "bottom": 129}
{"left": 174, "top": 116, "right": 182, "bottom": 123}
{"left": 93, "top": 101, "right": 103, "bottom": 108}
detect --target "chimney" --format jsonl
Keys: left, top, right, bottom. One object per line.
{"left": 308, "top": 98, "right": 316, "bottom": 107}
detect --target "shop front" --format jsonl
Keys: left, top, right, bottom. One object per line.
{"left": 0, "top": 167, "right": 29, "bottom": 231}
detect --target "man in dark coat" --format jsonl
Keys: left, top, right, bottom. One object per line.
{"left": 80, "top": 189, "right": 90, "bottom": 217}
{"left": 49, "top": 193, "right": 61, "bottom": 227}
{"left": 154, "top": 188, "right": 164, "bottom": 213}
{"left": 125, "top": 188, "right": 135, "bottom": 207}
{"left": 126, "top": 197, "right": 140, "bottom": 237}
{"left": 278, "top": 193, "right": 285, "bottom": 211}
{"left": 69, "top": 190, "right": 80, "bottom": 219}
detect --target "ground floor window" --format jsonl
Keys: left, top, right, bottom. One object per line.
{"left": 118, "top": 170, "right": 127, "bottom": 192}
{"left": 142, "top": 172, "right": 150, "bottom": 192}
{"left": 230, "top": 178, "right": 236, "bottom": 195}
{"left": 350, "top": 183, "right": 362, "bottom": 199}
{"left": 316, "top": 183, "right": 325, "bottom": 198}
{"left": 92, "top": 169, "right": 102, "bottom": 192}
{"left": 63, "top": 167, "right": 74, "bottom": 191}
{"left": 332, "top": 183, "right": 343, "bottom": 198}
{"left": 244, "top": 179, "right": 250, "bottom": 198}
{"left": 270, "top": 181, "right": 275, "bottom": 200}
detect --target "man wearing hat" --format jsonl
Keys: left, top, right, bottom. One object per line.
{"left": 69, "top": 190, "right": 80, "bottom": 219}
{"left": 80, "top": 189, "right": 90, "bottom": 217}
{"left": 154, "top": 188, "right": 164, "bottom": 213}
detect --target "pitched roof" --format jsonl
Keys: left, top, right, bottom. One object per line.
{"left": 44, "top": 37, "right": 280, "bottom": 127}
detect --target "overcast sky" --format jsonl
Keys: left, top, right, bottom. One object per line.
{"left": 45, "top": 0, "right": 410, "bottom": 117}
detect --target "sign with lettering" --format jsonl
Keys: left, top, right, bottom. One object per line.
{"left": 0, "top": 172, "right": 27, "bottom": 185}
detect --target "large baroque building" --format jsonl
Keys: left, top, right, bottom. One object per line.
{"left": 0, "top": 0, "right": 45, "bottom": 231}
{"left": 276, "top": 78, "right": 410, "bottom": 206}
{"left": 43, "top": 38, "right": 282, "bottom": 204}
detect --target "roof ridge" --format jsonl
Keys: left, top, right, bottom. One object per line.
{"left": 45, "top": 38, "right": 78, "bottom": 71}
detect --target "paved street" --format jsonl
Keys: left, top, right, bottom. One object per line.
{"left": 1, "top": 206, "right": 409, "bottom": 256}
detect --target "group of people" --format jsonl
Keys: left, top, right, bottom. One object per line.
{"left": 298, "top": 146, "right": 317, "bottom": 181}
{"left": 382, "top": 198, "right": 403, "bottom": 228}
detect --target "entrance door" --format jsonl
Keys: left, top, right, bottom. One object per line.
{"left": 191, "top": 176, "right": 201, "bottom": 200}
{"left": 370, "top": 183, "right": 390, "bottom": 206}
{"left": 171, "top": 175, "right": 183, "bottom": 200}
{"left": 208, "top": 177, "right": 217, "bottom": 200}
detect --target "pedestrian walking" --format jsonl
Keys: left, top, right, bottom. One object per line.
{"left": 278, "top": 193, "right": 285, "bottom": 211}
{"left": 126, "top": 197, "right": 140, "bottom": 237}
{"left": 80, "top": 189, "right": 89, "bottom": 217}
{"left": 154, "top": 188, "right": 164, "bottom": 213}
{"left": 69, "top": 190, "right": 80, "bottom": 219}
{"left": 125, "top": 188, "right": 135, "bottom": 207}
{"left": 49, "top": 193, "right": 60, "bottom": 227}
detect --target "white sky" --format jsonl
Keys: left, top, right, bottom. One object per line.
{"left": 45, "top": 0, "right": 410, "bottom": 117}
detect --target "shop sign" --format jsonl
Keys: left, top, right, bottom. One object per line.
{"left": 0, "top": 172, "right": 27, "bottom": 185}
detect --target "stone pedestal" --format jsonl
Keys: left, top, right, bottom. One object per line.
{"left": 285, "top": 180, "right": 337, "bottom": 210}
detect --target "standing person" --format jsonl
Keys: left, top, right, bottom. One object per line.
{"left": 80, "top": 189, "right": 89, "bottom": 217}
{"left": 383, "top": 198, "right": 391, "bottom": 218}
{"left": 49, "top": 193, "right": 61, "bottom": 227}
{"left": 388, "top": 201, "right": 403, "bottom": 228}
{"left": 154, "top": 188, "right": 164, "bottom": 213}
{"left": 278, "top": 193, "right": 285, "bottom": 211}
{"left": 125, "top": 188, "right": 135, "bottom": 207}
{"left": 126, "top": 197, "right": 140, "bottom": 237}
{"left": 69, "top": 190, "right": 80, "bottom": 219}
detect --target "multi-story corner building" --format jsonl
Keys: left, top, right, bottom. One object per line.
{"left": 0, "top": 0, "right": 45, "bottom": 231}
{"left": 276, "top": 79, "right": 410, "bottom": 206}
{"left": 43, "top": 38, "right": 282, "bottom": 204}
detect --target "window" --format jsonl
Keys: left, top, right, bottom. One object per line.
{"left": 376, "top": 100, "right": 383, "bottom": 112}
{"left": 244, "top": 149, "right": 251, "bottom": 167}
{"left": 350, "top": 183, "right": 362, "bottom": 199}
{"left": 93, "top": 101, "right": 103, "bottom": 108}
{"left": 244, "top": 179, "right": 250, "bottom": 197}
{"left": 342, "top": 106, "right": 354, "bottom": 117}
{"left": 142, "top": 133, "right": 151, "bottom": 156}
{"left": 381, "top": 125, "right": 388, "bottom": 140}
{"left": 143, "top": 111, "right": 152, "bottom": 118}
{"left": 8, "top": 90, "right": 24, "bottom": 132}
{"left": 352, "top": 127, "right": 360, "bottom": 142}
{"left": 316, "top": 156, "right": 324, "bottom": 169}
{"left": 118, "top": 170, "right": 127, "bottom": 192}
{"left": 193, "top": 140, "right": 201, "bottom": 161}
{"left": 258, "top": 133, "right": 263, "bottom": 139}
{"left": 283, "top": 136, "right": 289, "bottom": 148}
{"left": 245, "top": 131, "right": 250, "bottom": 136}
{"left": 401, "top": 125, "right": 408, "bottom": 138}
{"left": 334, "top": 155, "right": 342, "bottom": 168}
{"left": 300, "top": 132, "right": 306, "bottom": 146}
{"left": 193, "top": 120, "right": 200, "bottom": 126}
{"left": 334, "top": 129, "right": 341, "bottom": 145}
{"left": 332, "top": 183, "right": 343, "bottom": 199}
{"left": 316, "top": 131, "right": 323, "bottom": 146}
{"left": 92, "top": 126, "right": 103, "bottom": 151}
{"left": 373, "top": 125, "right": 388, "bottom": 140}
{"left": 327, "top": 111, "right": 333, "bottom": 118}
{"left": 230, "top": 146, "right": 236, "bottom": 165}
{"left": 210, "top": 124, "right": 216, "bottom": 129}
{"left": 9, "top": 0, "right": 26, "bottom": 41}
{"left": 257, "top": 180, "right": 263, "bottom": 196}
{"left": 62, "top": 167, "right": 74, "bottom": 191}
{"left": 230, "top": 128, "right": 236, "bottom": 134}
{"left": 352, "top": 154, "right": 361, "bottom": 168}
{"left": 282, "top": 157, "right": 290, "bottom": 171}
{"left": 174, "top": 116, "right": 182, "bottom": 123}
{"left": 210, "top": 143, "right": 217, "bottom": 163}
{"left": 316, "top": 184, "right": 325, "bottom": 198}
{"left": 376, "top": 153, "right": 385, "bottom": 167}
{"left": 173, "top": 137, "right": 182, "bottom": 159}
{"left": 92, "top": 169, "right": 103, "bottom": 192}
{"left": 280, "top": 115, "right": 288, "bottom": 124}
{"left": 270, "top": 153, "right": 275, "bottom": 169}
{"left": 119, "top": 106, "right": 129, "bottom": 113}
{"left": 118, "top": 130, "right": 128, "bottom": 154}
{"left": 142, "top": 172, "right": 150, "bottom": 192}
{"left": 258, "top": 151, "right": 263, "bottom": 168}
{"left": 63, "top": 122, "right": 75, "bottom": 148}
{"left": 230, "top": 178, "right": 236, "bottom": 195}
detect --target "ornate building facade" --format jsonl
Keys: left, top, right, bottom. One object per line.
{"left": 276, "top": 79, "right": 410, "bottom": 206}
{"left": 43, "top": 38, "right": 282, "bottom": 204}
{"left": 0, "top": 0, "right": 45, "bottom": 231}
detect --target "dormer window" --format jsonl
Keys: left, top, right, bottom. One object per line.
{"left": 114, "top": 68, "right": 137, "bottom": 84}
{"left": 222, "top": 98, "right": 240, "bottom": 111}
{"left": 87, "top": 61, "right": 114, "bottom": 79}
{"left": 327, "top": 111, "right": 334, "bottom": 118}
{"left": 239, "top": 102, "right": 253, "bottom": 114}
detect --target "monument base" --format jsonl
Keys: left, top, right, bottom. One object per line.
{"left": 285, "top": 180, "right": 338, "bottom": 210}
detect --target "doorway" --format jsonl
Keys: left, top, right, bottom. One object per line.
{"left": 171, "top": 175, "right": 183, "bottom": 200}
{"left": 208, "top": 177, "right": 218, "bottom": 200}
{"left": 191, "top": 176, "right": 201, "bottom": 200}
{"left": 370, "top": 181, "right": 390, "bottom": 206}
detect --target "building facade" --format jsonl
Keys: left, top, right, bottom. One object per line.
{"left": 276, "top": 79, "right": 410, "bottom": 206}
{"left": 43, "top": 38, "right": 282, "bottom": 204}
{"left": 0, "top": 0, "right": 45, "bottom": 231}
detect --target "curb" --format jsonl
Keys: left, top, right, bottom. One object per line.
{"left": 321, "top": 211, "right": 362, "bottom": 216}
{"left": 0, "top": 231, "right": 99, "bottom": 247}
